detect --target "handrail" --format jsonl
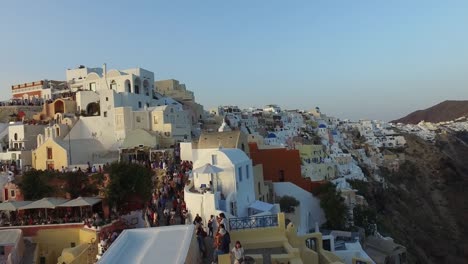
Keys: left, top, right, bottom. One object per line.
{"left": 228, "top": 214, "right": 278, "bottom": 231}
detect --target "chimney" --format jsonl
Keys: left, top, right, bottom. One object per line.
{"left": 103, "top": 63, "right": 107, "bottom": 79}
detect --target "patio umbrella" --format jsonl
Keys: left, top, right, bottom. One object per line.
{"left": 57, "top": 197, "right": 102, "bottom": 217}
{"left": 192, "top": 163, "right": 223, "bottom": 174}
{"left": 192, "top": 163, "right": 223, "bottom": 191}
{"left": 0, "top": 201, "right": 32, "bottom": 211}
{"left": 19, "top": 197, "right": 68, "bottom": 219}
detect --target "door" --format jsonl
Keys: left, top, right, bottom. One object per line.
{"left": 4, "top": 188, "right": 8, "bottom": 200}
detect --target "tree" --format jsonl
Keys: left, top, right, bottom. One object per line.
{"left": 60, "top": 171, "right": 99, "bottom": 199}
{"left": 312, "top": 182, "right": 348, "bottom": 230}
{"left": 353, "top": 205, "right": 377, "bottom": 236}
{"left": 279, "top": 195, "right": 300, "bottom": 213}
{"left": 19, "top": 169, "right": 55, "bottom": 200}
{"left": 105, "top": 162, "right": 153, "bottom": 210}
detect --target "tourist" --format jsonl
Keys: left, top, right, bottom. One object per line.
{"left": 230, "top": 241, "right": 245, "bottom": 264}
{"left": 196, "top": 225, "right": 207, "bottom": 258}
{"left": 208, "top": 215, "right": 215, "bottom": 237}
{"left": 212, "top": 228, "right": 226, "bottom": 264}
{"left": 218, "top": 213, "right": 228, "bottom": 231}
{"left": 219, "top": 224, "right": 231, "bottom": 254}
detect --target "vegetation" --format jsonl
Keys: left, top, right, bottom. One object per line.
{"left": 105, "top": 162, "right": 153, "bottom": 210}
{"left": 20, "top": 169, "right": 56, "bottom": 200}
{"left": 353, "top": 205, "right": 377, "bottom": 236}
{"left": 312, "top": 182, "right": 348, "bottom": 230}
{"left": 19, "top": 169, "right": 102, "bottom": 200}
{"left": 57, "top": 171, "right": 99, "bottom": 199}
{"left": 279, "top": 195, "right": 300, "bottom": 213}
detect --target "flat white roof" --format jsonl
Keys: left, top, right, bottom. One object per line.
{"left": 0, "top": 229, "right": 22, "bottom": 245}
{"left": 99, "top": 225, "right": 194, "bottom": 264}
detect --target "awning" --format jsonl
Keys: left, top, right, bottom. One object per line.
{"left": 19, "top": 197, "right": 68, "bottom": 210}
{"left": 248, "top": 200, "right": 274, "bottom": 212}
{"left": 0, "top": 201, "right": 33, "bottom": 211}
{"left": 56, "top": 197, "right": 101, "bottom": 207}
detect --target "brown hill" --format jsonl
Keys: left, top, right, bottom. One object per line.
{"left": 392, "top": 100, "right": 468, "bottom": 124}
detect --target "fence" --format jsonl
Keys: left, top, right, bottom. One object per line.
{"left": 229, "top": 214, "right": 278, "bottom": 231}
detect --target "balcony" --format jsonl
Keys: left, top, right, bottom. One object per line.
{"left": 229, "top": 214, "right": 279, "bottom": 231}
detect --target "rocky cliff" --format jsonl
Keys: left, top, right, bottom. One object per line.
{"left": 356, "top": 132, "right": 468, "bottom": 264}
{"left": 392, "top": 100, "right": 468, "bottom": 124}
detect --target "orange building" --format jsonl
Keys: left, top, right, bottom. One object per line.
{"left": 249, "top": 142, "right": 322, "bottom": 193}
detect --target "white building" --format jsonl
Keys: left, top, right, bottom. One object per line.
{"left": 272, "top": 182, "right": 326, "bottom": 235}
{"left": 185, "top": 148, "right": 256, "bottom": 220}
{"left": 98, "top": 225, "right": 200, "bottom": 264}
{"left": 61, "top": 65, "right": 190, "bottom": 150}
{"left": 184, "top": 147, "right": 277, "bottom": 227}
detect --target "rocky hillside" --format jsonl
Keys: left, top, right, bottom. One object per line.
{"left": 0, "top": 105, "right": 42, "bottom": 123}
{"left": 392, "top": 100, "right": 468, "bottom": 124}
{"left": 356, "top": 133, "right": 468, "bottom": 263}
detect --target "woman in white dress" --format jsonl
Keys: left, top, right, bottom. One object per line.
{"left": 230, "top": 241, "right": 245, "bottom": 264}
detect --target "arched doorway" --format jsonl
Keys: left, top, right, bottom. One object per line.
{"left": 134, "top": 77, "right": 141, "bottom": 94}
{"left": 54, "top": 100, "right": 64, "bottom": 114}
{"left": 143, "top": 80, "right": 150, "bottom": 96}
{"left": 86, "top": 102, "right": 100, "bottom": 116}
{"left": 125, "top": 79, "right": 131, "bottom": 93}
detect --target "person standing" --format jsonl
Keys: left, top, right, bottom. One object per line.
{"left": 230, "top": 241, "right": 245, "bottom": 264}
{"left": 208, "top": 215, "right": 215, "bottom": 237}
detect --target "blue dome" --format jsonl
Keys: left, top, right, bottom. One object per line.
{"left": 318, "top": 124, "right": 327, "bottom": 128}
{"left": 267, "top": 133, "right": 277, "bottom": 138}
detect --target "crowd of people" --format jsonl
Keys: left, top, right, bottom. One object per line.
{"left": 0, "top": 209, "right": 107, "bottom": 228}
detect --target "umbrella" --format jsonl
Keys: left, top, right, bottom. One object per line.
{"left": 57, "top": 197, "right": 101, "bottom": 217}
{"left": 57, "top": 197, "right": 101, "bottom": 207}
{"left": 19, "top": 197, "right": 68, "bottom": 218}
{"left": 0, "top": 201, "right": 32, "bottom": 211}
{"left": 192, "top": 163, "right": 223, "bottom": 174}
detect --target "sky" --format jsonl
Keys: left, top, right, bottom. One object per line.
{"left": 1, "top": 1, "right": 468, "bottom": 121}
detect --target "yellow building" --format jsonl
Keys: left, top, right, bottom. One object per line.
{"left": 297, "top": 144, "right": 327, "bottom": 164}
{"left": 32, "top": 138, "right": 68, "bottom": 170}
{"left": 34, "top": 98, "right": 77, "bottom": 121}
{"left": 35, "top": 227, "right": 97, "bottom": 264}
{"left": 218, "top": 213, "right": 372, "bottom": 264}
{"left": 195, "top": 130, "right": 250, "bottom": 157}
{"left": 32, "top": 137, "right": 106, "bottom": 170}
{"left": 253, "top": 164, "right": 271, "bottom": 202}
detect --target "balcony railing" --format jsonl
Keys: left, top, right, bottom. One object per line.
{"left": 229, "top": 214, "right": 278, "bottom": 231}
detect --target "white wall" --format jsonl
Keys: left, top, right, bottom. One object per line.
{"left": 273, "top": 182, "right": 326, "bottom": 235}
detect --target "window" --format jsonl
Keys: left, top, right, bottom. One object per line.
{"left": 258, "top": 182, "right": 261, "bottom": 193}
{"left": 10, "top": 190, "right": 15, "bottom": 198}
{"left": 230, "top": 201, "right": 237, "bottom": 216}
{"left": 322, "top": 239, "right": 331, "bottom": 251}
{"left": 153, "top": 116, "right": 158, "bottom": 124}
{"left": 110, "top": 80, "right": 117, "bottom": 90}
{"left": 14, "top": 133, "right": 18, "bottom": 140}
{"left": 211, "top": 155, "right": 217, "bottom": 165}
{"left": 246, "top": 165, "right": 249, "bottom": 179}
{"left": 47, "top": 147, "right": 53, "bottom": 160}
{"left": 138, "top": 101, "right": 142, "bottom": 108}
{"left": 0, "top": 245, "right": 4, "bottom": 255}
{"left": 305, "top": 238, "right": 317, "bottom": 252}
{"left": 136, "top": 116, "right": 141, "bottom": 123}
{"left": 89, "top": 82, "right": 96, "bottom": 91}
{"left": 238, "top": 167, "right": 242, "bottom": 182}
{"left": 103, "top": 111, "right": 107, "bottom": 117}
{"left": 106, "top": 97, "right": 108, "bottom": 101}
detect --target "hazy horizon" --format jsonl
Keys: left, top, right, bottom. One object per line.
{"left": 2, "top": 1, "right": 468, "bottom": 121}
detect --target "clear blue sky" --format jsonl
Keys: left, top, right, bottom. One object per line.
{"left": 1, "top": 1, "right": 468, "bottom": 121}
